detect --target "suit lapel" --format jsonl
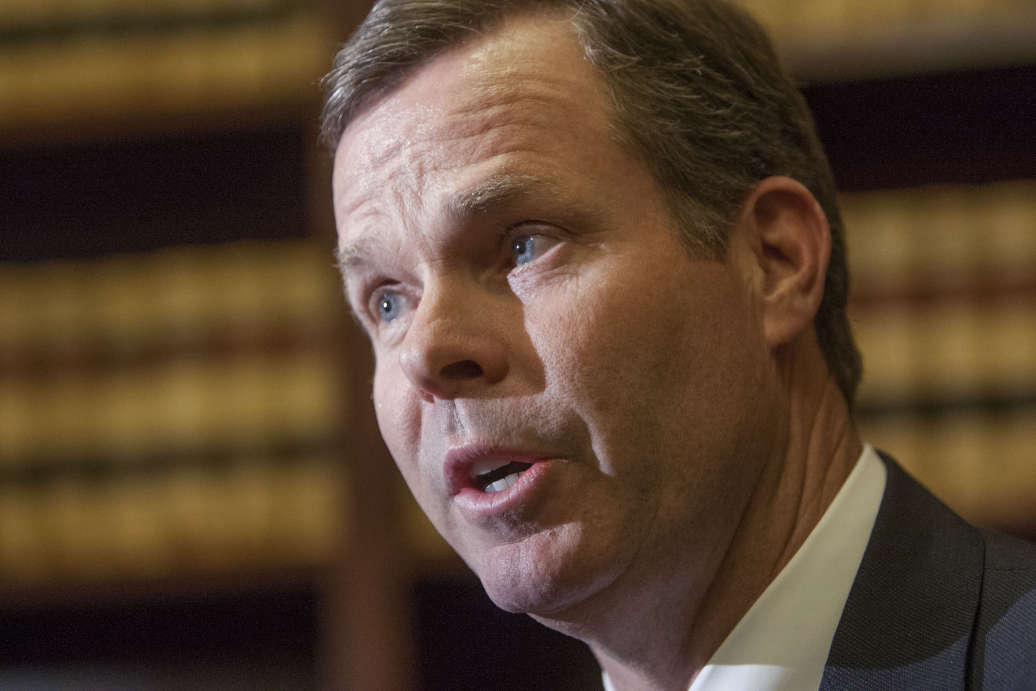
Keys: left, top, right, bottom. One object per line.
{"left": 819, "top": 454, "right": 984, "bottom": 690}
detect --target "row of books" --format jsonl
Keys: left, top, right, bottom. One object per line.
{"left": 741, "top": 0, "right": 1035, "bottom": 30}
{"left": 739, "top": 0, "right": 1036, "bottom": 44}
{"left": 736, "top": 0, "right": 1036, "bottom": 79}
{"left": 860, "top": 409, "right": 1036, "bottom": 535}
{"left": 843, "top": 181, "right": 1036, "bottom": 407}
{"left": 0, "top": 352, "right": 342, "bottom": 467}
{"left": 843, "top": 180, "right": 1036, "bottom": 536}
{"left": 2, "top": 0, "right": 1027, "bottom": 30}
{"left": 0, "top": 240, "right": 342, "bottom": 357}
{"left": 852, "top": 300, "right": 1036, "bottom": 405}
{"left": 0, "top": 0, "right": 299, "bottom": 27}
{"left": 2, "top": 0, "right": 1033, "bottom": 143}
{"left": 1, "top": 240, "right": 345, "bottom": 467}
{"left": 0, "top": 457, "right": 340, "bottom": 586}
{"left": 2, "top": 239, "right": 347, "bottom": 584}
{"left": 0, "top": 6, "right": 329, "bottom": 140}
{"left": 843, "top": 181, "right": 1036, "bottom": 302}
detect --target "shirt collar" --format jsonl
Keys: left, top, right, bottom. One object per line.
{"left": 604, "top": 444, "right": 887, "bottom": 691}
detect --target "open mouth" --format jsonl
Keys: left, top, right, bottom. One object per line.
{"left": 471, "top": 460, "right": 533, "bottom": 493}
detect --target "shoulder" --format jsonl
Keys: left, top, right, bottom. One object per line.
{"left": 972, "top": 527, "right": 1036, "bottom": 688}
{"left": 831, "top": 452, "right": 1036, "bottom": 688}
{"left": 822, "top": 453, "right": 984, "bottom": 688}
{"left": 981, "top": 526, "right": 1036, "bottom": 573}
{"left": 881, "top": 458, "right": 1036, "bottom": 688}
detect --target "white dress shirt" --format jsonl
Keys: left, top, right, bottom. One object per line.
{"left": 603, "top": 444, "right": 887, "bottom": 691}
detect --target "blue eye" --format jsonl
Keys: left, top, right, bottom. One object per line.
{"left": 376, "top": 291, "right": 402, "bottom": 322}
{"left": 512, "top": 235, "right": 537, "bottom": 266}
{"left": 511, "top": 233, "right": 560, "bottom": 267}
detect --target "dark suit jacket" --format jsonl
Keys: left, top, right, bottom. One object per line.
{"left": 820, "top": 453, "right": 1036, "bottom": 690}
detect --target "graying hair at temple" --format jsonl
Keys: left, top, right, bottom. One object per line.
{"left": 320, "top": 0, "right": 863, "bottom": 405}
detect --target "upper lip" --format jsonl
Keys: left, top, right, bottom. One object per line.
{"left": 444, "top": 444, "right": 549, "bottom": 495}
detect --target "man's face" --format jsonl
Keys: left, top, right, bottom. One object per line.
{"left": 333, "top": 14, "right": 777, "bottom": 618}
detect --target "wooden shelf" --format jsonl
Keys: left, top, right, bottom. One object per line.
{"left": 2, "top": 2, "right": 1034, "bottom": 147}
{"left": 741, "top": 1, "right": 1036, "bottom": 81}
{"left": 790, "top": 16, "right": 1036, "bottom": 82}
{"left": 0, "top": 12, "right": 330, "bottom": 146}
{"left": 0, "top": 564, "right": 319, "bottom": 610}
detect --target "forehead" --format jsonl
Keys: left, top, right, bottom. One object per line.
{"left": 346, "top": 11, "right": 605, "bottom": 139}
{"left": 331, "top": 12, "right": 617, "bottom": 228}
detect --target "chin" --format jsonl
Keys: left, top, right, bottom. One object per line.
{"left": 470, "top": 533, "right": 621, "bottom": 619}
{"left": 478, "top": 571, "right": 584, "bottom": 616}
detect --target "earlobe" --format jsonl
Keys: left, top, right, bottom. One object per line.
{"left": 740, "top": 176, "right": 831, "bottom": 348}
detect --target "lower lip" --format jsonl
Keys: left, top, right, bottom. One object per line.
{"left": 452, "top": 460, "right": 554, "bottom": 519}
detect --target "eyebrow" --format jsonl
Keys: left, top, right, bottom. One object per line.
{"left": 446, "top": 173, "right": 565, "bottom": 218}
{"left": 336, "top": 235, "right": 381, "bottom": 273}
{"left": 336, "top": 173, "right": 566, "bottom": 272}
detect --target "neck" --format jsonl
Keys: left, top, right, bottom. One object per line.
{"left": 538, "top": 337, "right": 862, "bottom": 691}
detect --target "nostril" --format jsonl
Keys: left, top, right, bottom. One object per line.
{"left": 440, "top": 360, "right": 483, "bottom": 380}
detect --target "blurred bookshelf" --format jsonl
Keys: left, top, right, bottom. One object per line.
{"left": 0, "top": 242, "right": 344, "bottom": 588}
{"left": 1, "top": 0, "right": 1035, "bottom": 688}
{"left": 742, "top": 0, "right": 1036, "bottom": 80}
{"left": 845, "top": 181, "right": 1036, "bottom": 539}
{"left": 0, "top": 0, "right": 352, "bottom": 687}
{"left": 0, "top": 0, "right": 330, "bottom": 145}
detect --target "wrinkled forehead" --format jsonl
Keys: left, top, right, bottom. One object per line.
{"left": 331, "top": 12, "right": 613, "bottom": 218}
{"left": 334, "top": 12, "right": 608, "bottom": 150}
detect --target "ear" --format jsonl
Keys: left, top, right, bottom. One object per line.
{"left": 736, "top": 176, "right": 831, "bottom": 349}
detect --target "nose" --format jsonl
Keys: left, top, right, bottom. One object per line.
{"left": 398, "top": 281, "right": 509, "bottom": 400}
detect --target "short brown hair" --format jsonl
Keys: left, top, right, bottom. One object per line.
{"left": 321, "top": 0, "right": 863, "bottom": 404}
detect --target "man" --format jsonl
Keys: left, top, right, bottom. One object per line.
{"left": 322, "top": 0, "right": 1036, "bottom": 688}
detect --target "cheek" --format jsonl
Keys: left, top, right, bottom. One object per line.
{"left": 528, "top": 262, "right": 759, "bottom": 468}
{"left": 525, "top": 271, "right": 681, "bottom": 461}
{"left": 372, "top": 360, "right": 421, "bottom": 470}
{"left": 539, "top": 264, "right": 695, "bottom": 387}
